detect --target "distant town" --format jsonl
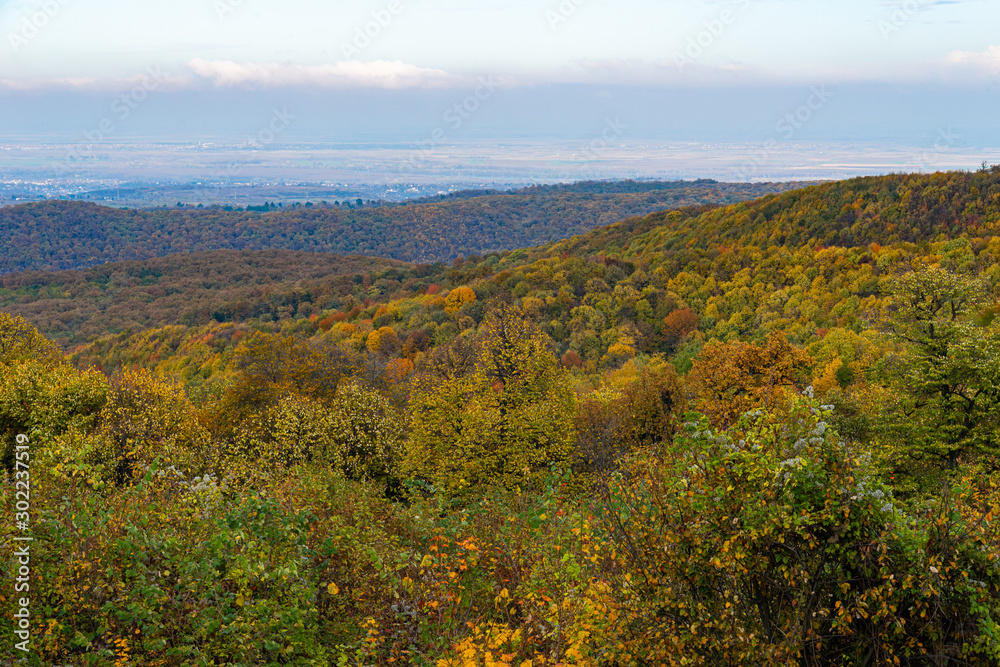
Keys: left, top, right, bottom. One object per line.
{"left": 4, "top": 138, "right": 993, "bottom": 209}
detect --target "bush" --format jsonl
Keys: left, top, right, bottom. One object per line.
{"left": 574, "top": 358, "right": 685, "bottom": 478}
{"left": 0, "top": 463, "right": 410, "bottom": 666}
{"left": 227, "top": 383, "right": 406, "bottom": 489}
{"left": 601, "top": 394, "right": 1000, "bottom": 665}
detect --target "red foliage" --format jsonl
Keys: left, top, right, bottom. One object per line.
{"left": 561, "top": 350, "right": 583, "bottom": 369}
{"left": 663, "top": 308, "right": 699, "bottom": 349}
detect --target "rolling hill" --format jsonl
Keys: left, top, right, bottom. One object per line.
{"left": 5, "top": 170, "right": 1000, "bottom": 665}
{"left": 0, "top": 180, "right": 808, "bottom": 274}
{"left": 11, "top": 167, "right": 989, "bottom": 387}
{"left": 4, "top": 168, "right": 1000, "bottom": 380}
{"left": 0, "top": 250, "right": 412, "bottom": 346}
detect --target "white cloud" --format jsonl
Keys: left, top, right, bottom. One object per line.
{"left": 186, "top": 59, "right": 463, "bottom": 89}
{"left": 0, "top": 60, "right": 466, "bottom": 92}
{"left": 0, "top": 68, "right": 191, "bottom": 92}
{"left": 0, "top": 76, "right": 99, "bottom": 91}
{"left": 946, "top": 45, "right": 1000, "bottom": 70}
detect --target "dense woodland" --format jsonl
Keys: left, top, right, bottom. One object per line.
{"left": 3, "top": 170, "right": 1000, "bottom": 665}
{"left": 0, "top": 251, "right": 410, "bottom": 345}
{"left": 0, "top": 180, "right": 805, "bottom": 274}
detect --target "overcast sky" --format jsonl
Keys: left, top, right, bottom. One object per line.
{"left": 0, "top": 0, "right": 998, "bottom": 145}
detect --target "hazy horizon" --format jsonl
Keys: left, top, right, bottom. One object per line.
{"left": 2, "top": 0, "right": 999, "bottom": 194}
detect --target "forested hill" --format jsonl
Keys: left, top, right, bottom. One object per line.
{"left": 402, "top": 178, "right": 728, "bottom": 202}
{"left": 0, "top": 250, "right": 409, "bottom": 345}
{"left": 7, "top": 170, "right": 1000, "bottom": 666}
{"left": 0, "top": 180, "right": 805, "bottom": 274}
{"left": 530, "top": 169, "right": 1000, "bottom": 264}
{"left": 7, "top": 168, "right": 1000, "bottom": 354}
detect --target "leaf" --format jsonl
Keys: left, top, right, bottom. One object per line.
{"left": 327, "top": 582, "right": 339, "bottom": 595}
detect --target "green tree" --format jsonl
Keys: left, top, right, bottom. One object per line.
{"left": 880, "top": 266, "right": 1000, "bottom": 479}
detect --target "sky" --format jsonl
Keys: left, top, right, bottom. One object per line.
{"left": 0, "top": 0, "right": 998, "bottom": 148}
{"left": 1, "top": 0, "right": 998, "bottom": 87}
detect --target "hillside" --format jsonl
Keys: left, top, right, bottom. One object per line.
{"left": 52, "top": 168, "right": 1000, "bottom": 383}
{"left": 0, "top": 181, "right": 806, "bottom": 274}
{"left": 0, "top": 250, "right": 411, "bottom": 346}
{"left": 523, "top": 170, "right": 1000, "bottom": 259}
{"left": 4, "top": 170, "right": 1000, "bottom": 665}
{"left": 5, "top": 169, "right": 998, "bottom": 361}
{"left": 402, "top": 178, "right": 733, "bottom": 202}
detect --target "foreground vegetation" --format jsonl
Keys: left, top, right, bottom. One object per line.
{"left": 3, "top": 170, "right": 1000, "bottom": 665}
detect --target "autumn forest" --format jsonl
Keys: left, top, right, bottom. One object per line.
{"left": 3, "top": 170, "right": 1000, "bottom": 666}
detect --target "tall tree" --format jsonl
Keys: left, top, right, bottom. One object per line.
{"left": 879, "top": 266, "right": 1000, "bottom": 478}
{"left": 406, "top": 304, "right": 576, "bottom": 497}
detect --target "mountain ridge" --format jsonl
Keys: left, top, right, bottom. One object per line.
{"left": 0, "top": 181, "right": 811, "bottom": 274}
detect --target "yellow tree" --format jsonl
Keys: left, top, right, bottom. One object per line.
{"left": 444, "top": 286, "right": 477, "bottom": 314}
{"left": 226, "top": 382, "right": 406, "bottom": 488}
{"left": 1, "top": 315, "right": 107, "bottom": 471}
{"left": 97, "top": 369, "right": 210, "bottom": 483}
{"left": 218, "top": 331, "right": 357, "bottom": 432}
{"left": 407, "top": 304, "right": 576, "bottom": 497}
{"left": 0, "top": 312, "right": 62, "bottom": 367}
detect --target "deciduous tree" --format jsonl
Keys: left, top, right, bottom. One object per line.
{"left": 406, "top": 304, "right": 575, "bottom": 497}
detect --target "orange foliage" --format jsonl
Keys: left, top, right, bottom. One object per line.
{"left": 662, "top": 308, "right": 699, "bottom": 349}
{"left": 688, "top": 332, "right": 813, "bottom": 427}
{"left": 561, "top": 350, "right": 583, "bottom": 369}
{"left": 386, "top": 358, "right": 414, "bottom": 383}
